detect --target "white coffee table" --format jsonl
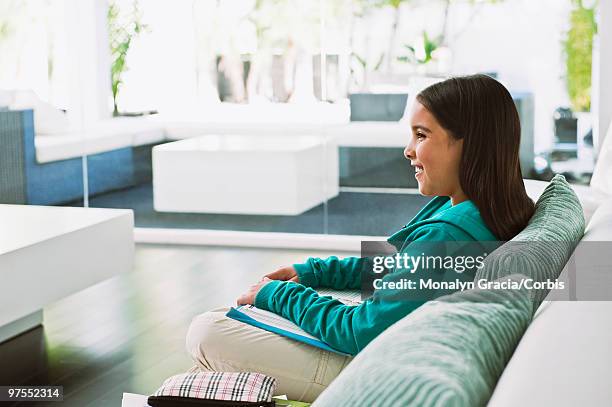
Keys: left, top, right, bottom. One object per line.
{"left": 152, "top": 135, "right": 339, "bottom": 215}
{"left": 0, "top": 204, "right": 134, "bottom": 343}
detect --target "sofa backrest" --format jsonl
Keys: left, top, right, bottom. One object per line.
{"left": 488, "top": 300, "right": 612, "bottom": 407}
{"left": 565, "top": 201, "right": 612, "bottom": 301}
{"left": 590, "top": 121, "right": 612, "bottom": 195}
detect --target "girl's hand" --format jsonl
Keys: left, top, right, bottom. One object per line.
{"left": 264, "top": 266, "right": 299, "bottom": 283}
{"left": 236, "top": 277, "right": 273, "bottom": 306}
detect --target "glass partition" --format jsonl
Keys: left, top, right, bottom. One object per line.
{"left": 1, "top": 0, "right": 600, "bottom": 241}
{"left": 86, "top": 0, "right": 331, "bottom": 235}
{"left": 322, "top": 0, "right": 598, "bottom": 237}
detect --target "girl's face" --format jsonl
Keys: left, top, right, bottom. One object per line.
{"left": 404, "top": 102, "right": 467, "bottom": 205}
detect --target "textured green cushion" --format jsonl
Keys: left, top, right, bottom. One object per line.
{"left": 516, "top": 174, "right": 585, "bottom": 241}
{"left": 312, "top": 275, "right": 534, "bottom": 407}
{"left": 475, "top": 174, "right": 585, "bottom": 307}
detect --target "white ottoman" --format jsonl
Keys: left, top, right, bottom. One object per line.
{"left": 152, "top": 135, "right": 339, "bottom": 215}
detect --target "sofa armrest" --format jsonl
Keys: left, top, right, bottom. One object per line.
{"left": 0, "top": 110, "right": 30, "bottom": 204}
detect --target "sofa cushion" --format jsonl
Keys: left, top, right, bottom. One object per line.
{"left": 321, "top": 122, "right": 408, "bottom": 147}
{"left": 9, "top": 90, "right": 72, "bottom": 134}
{"left": 0, "top": 89, "right": 12, "bottom": 109}
{"left": 91, "top": 117, "right": 166, "bottom": 146}
{"left": 34, "top": 117, "right": 165, "bottom": 163}
{"left": 487, "top": 300, "right": 612, "bottom": 407}
{"left": 475, "top": 174, "right": 585, "bottom": 307}
{"left": 516, "top": 174, "right": 585, "bottom": 241}
{"left": 312, "top": 275, "right": 534, "bottom": 407}
{"left": 35, "top": 133, "right": 133, "bottom": 164}
{"left": 163, "top": 120, "right": 328, "bottom": 140}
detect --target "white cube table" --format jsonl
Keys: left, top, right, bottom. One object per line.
{"left": 152, "top": 135, "right": 339, "bottom": 215}
{"left": 0, "top": 205, "right": 133, "bottom": 343}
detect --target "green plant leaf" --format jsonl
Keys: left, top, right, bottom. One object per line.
{"left": 563, "top": 0, "right": 597, "bottom": 111}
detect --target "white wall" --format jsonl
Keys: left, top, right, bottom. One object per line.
{"left": 447, "top": 0, "right": 572, "bottom": 153}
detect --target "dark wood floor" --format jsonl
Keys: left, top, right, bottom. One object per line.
{"left": 0, "top": 244, "right": 354, "bottom": 407}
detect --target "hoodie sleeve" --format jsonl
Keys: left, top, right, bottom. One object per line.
{"left": 255, "top": 225, "right": 457, "bottom": 355}
{"left": 292, "top": 256, "right": 367, "bottom": 289}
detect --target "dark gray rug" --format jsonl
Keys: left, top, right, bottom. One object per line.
{"left": 87, "top": 183, "right": 431, "bottom": 236}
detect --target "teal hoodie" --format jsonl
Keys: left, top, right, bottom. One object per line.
{"left": 254, "top": 196, "right": 498, "bottom": 355}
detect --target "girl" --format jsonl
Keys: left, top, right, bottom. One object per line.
{"left": 186, "top": 74, "right": 535, "bottom": 402}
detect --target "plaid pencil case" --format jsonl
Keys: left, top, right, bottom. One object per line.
{"left": 147, "top": 371, "right": 278, "bottom": 407}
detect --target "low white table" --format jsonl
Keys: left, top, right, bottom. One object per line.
{"left": 152, "top": 135, "right": 339, "bottom": 215}
{"left": 0, "top": 204, "right": 134, "bottom": 343}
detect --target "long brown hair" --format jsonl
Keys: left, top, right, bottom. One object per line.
{"left": 416, "top": 74, "right": 534, "bottom": 240}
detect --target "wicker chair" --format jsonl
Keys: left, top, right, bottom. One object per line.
{"left": 0, "top": 109, "right": 153, "bottom": 205}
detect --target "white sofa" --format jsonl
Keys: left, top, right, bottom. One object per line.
{"left": 31, "top": 104, "right": 407, "bottom": 164}
{"left": 2, "top": 98, "right": 417, "bottom": 206}
{"left": 487, "top": 127, "right": 612, "bottom": 406}
{"left": 34, "top": 116, "right": 166, "bottom": 163}
{"left": 487, "top": 202, "right": 612, "bottom": 407}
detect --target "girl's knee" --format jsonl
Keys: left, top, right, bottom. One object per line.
{"left": 185, "top": 311, "right": 225, "bottom": 368}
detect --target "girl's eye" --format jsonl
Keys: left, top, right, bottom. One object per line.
{"left": 416, "top": 132, "right": 426, "bottom": 140}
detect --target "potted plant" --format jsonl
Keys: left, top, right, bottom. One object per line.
{"left": 397, "top": 30, "right": 444, "bottom": 75}
{"left": 107, "top": 0, "right": 150, "bottom": 116}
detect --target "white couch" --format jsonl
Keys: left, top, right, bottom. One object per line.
{"left": 0, "top": 100, "right": 419, "bottom": 207}
{"left": 34, "top": 116, "right": 166, "bottom": 163}
{"left": 487, "top": 201, "right": 612, "bottom": 406}
{"left": 487, "top": 128, "right": 612, "bottom": 406}
{"left": 31, "top": 104, "right": 409, "bottom": 164}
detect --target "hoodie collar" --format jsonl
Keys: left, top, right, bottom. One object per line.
{"left": 401, "top": 196, "right": 497, "bottom": 241}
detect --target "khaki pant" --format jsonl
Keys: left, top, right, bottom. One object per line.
{"left": 186, "top": 307, "right": 353, "bottom": 403}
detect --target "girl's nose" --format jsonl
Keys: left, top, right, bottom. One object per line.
{"left": 404, "top": 145, "right": 414, "bottom": 160}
